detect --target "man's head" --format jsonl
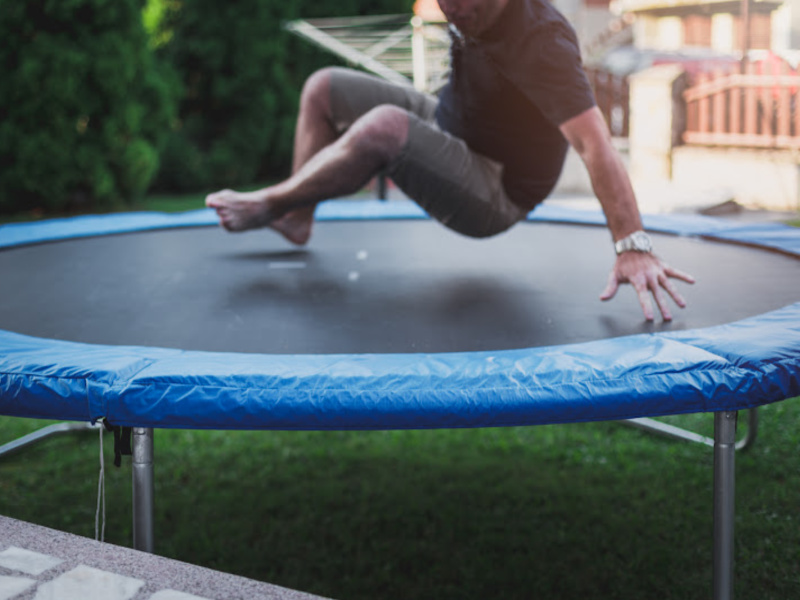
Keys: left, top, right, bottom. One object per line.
{"left": 436, "top": 0, "right": 510, "bottom": 37}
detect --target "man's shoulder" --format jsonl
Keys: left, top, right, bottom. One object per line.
{"left": 484, "top": 0, "right": 579, "bottom": 57}
{"left": 475, "top": 0, "right": 596, "bottom": 126}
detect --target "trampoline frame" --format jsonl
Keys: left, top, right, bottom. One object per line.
{"left": 125, "top": 417, "right": 740, "bottom": 599}
{"left": 1, "top": 201, "right": 799, "bottom": 600}
{"left": 124, "top": 411, "right": 741, "bottom": 597}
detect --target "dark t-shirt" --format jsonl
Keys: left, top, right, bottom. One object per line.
{"left": 435, "top": 0, "right": 596, "bottom": 211}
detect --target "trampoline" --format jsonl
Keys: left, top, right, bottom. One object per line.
{"left": 1, "top": 200, "right": 799, "bottom": 600}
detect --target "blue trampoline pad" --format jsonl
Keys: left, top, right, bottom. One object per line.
{"left": 0, "top": 200, "right": 798, "bottom": 429}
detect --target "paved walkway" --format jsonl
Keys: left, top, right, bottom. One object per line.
{"left": 370, "top": 177, "right": 799, "bottom": 224}
{"left": 546, "top": 186, "right": 799, "bottom": 224}
{"left": 0, "top": 516, "right": 330, "bottom": 600}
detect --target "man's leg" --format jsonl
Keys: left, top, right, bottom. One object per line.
{"left": 292, "top": 68, "right": 338, "bottom": 173}
{"left": 206, "top": 68, "right": 429, "bottom": 245}
{"left": 206, "top": 67, "right": 523, "bottom": 242}
{"left": 206, "top": 103, "right": 409, "bottom": 244}
{"left": 273, "top": 68, "right": 339, "bottom": 239}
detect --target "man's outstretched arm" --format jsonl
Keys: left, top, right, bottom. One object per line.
{"left": 558, "top": 106, "right": 695, "bottom": 321}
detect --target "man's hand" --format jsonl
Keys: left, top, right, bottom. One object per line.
{"left": 600, "top": 252, "right": 695, "bottom": 321}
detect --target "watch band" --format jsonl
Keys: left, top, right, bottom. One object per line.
{"left": 614, "top": 230, "right": 653, "bottom": 255}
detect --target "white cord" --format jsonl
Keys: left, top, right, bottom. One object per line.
{"left": 95, "top": 421, "right": 106, "bottom": 542}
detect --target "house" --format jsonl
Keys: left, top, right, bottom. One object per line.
{"left": 617, "top": 0, "right": 799, "bottom": 56}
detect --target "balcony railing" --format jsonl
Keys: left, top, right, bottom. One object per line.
{"left": 684, "top": 62, "right": 800, "bottom": 149}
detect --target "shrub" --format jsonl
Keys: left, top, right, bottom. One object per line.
{"left": 0, "top": 0, "right": 175, "bottom": 214}
{"left": 149, "top": 0, "right": 412, "bottom": 193}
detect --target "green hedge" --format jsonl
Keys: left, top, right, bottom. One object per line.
{"left": 0, "top": 0, "right": 175, "bottom": 215}
{"left": 0, "top": 0, "right": 413, "bottom": 214}
{"left": 150, "top": 0, "right": 413, "bottom": 193}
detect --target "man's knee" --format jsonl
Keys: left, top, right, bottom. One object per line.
{"left": 345, "top": 104, "right": 410, "bottom": 159}
{"left": 300, "top": 68, "right": 336, "bottom": 115}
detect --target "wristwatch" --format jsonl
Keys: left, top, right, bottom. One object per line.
{"left": 614, "top": 230, "right": 653, "bottom": 255}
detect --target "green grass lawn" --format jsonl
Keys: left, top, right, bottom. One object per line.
{"left": 2, "top": 403, "right": 799, "bottom": 600}
{"left": 133, "top": 192, "right": 208, "bottom": 214}
{"left": 0, "top": 193, "right": 208, "bottom": 224}
{"left": 0, "top": 185, "right": 295, "bottom": 225}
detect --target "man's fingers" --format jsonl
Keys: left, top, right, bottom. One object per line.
{"left": 599, "top": 272, "right": 619, "bottom": 301}
{"left": 650, "top": 282, "right": 673, "bottom": 321}
{"left": 634, "top": 281, "right": 655, "bottom": 321}
{"left": 665, "top": 265, "right": 696, "bottom": 284}
{"left": 602, "top": 254, "right": 694, "bottom": 321}
{"left": 659, "top": 273, "right": 687, "bottom": 309}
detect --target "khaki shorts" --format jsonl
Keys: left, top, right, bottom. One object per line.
{"left": 328, "top": 67, "right": 526, "bottom": 238}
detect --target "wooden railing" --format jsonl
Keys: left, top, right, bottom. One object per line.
{"left": 684, "top": 61, "right": 800, "bottom": 149}
{"left": 585, "top": 68, "right": 630, "bottom": 137}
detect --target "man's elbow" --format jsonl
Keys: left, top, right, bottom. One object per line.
{"left": 560, "top": 106, "right": 612, "bottom": 158}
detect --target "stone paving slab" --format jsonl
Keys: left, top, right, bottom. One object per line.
{"left": 0, "top": 516, "right": 331, "bottom": 600}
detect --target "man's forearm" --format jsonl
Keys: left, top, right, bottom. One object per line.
{"left": 559, "top": 107, "right": 643, "bottom": 243}
{"left": 582, "top": 145, "right": 643, "bottom": 242}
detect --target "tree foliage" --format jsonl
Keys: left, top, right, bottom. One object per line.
{"left": 150, "top": 0, "right": 413, "bottom": 193}
{"left": 0, "top": 0, "right": 175, "bottom": 214}
{"left": 0, "top": 0, "right": 413, "bottom": 214}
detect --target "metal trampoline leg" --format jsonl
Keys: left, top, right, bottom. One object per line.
{"left": 132, "top": 427, "right": 155, "bottom": 553}
{"left": 713, "top": 411, "right": 737, "bottom": 600}
{"left": 377, "top": 172, "right": 388, "bottom": 200}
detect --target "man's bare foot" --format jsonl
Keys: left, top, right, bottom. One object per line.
{"left": 205, "top": 189, "right": 275, "bottom": 232}
{"left": 205, "top": 189, "right": 314, "bottom": 245}
{"left": 270, "top": 210, "right": 314, "bottom": 246}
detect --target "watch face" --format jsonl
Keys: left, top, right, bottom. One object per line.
{"left": 631, "top": 232, "right": 653, "bottom": 252}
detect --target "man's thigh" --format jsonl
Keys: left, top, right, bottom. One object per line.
{"left": 389, "top": 115, "right": 526, "bottom": 238}
{"left": 329, "top": 67, "right": 437, "bottom": 133}
{"left": 329, "top": 67, "right": 525, "bottom": 238}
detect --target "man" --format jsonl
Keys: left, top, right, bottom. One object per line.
{"left": 206, "top": 0, "right": 694, "bottom": 321}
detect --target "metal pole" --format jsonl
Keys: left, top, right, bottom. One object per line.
{"left": 735, "top": 409, "right": 758, "bottom": 452}
{"left": 0, "top": 422, "right": 98, "bottom": 458}
{"left": 411, "top": 16, "right": 427, "bottom": 91}
{"left": 132, "top": 427, "right": 155, "bottom": 553}
{"left": 284, "top": 20, "right": 412, "bottom": 87}
{"left": 381, "top": 174, "right": 390, "bottom": 200}
{"left": 740, "top": 0, "right": 750, "bottom": 70}
{"left": 713, "top": 411, "right": 737, "bottom": 600}
{"left": 623, "top": 409, "right": 758, "bottom": 451}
